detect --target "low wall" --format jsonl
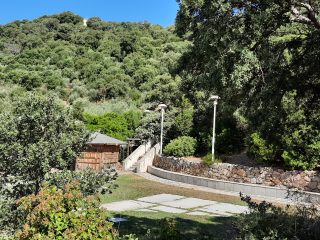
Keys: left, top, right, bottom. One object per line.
{"left": 123, "top": 141, "right": 151, "bottom": 170}
{"left": 148, "top": 166, "right": 320, "bottom": 203}
{"left": 136, "top": 143, "right": 160, "bottom": 173}
{"left": 153, "top": 156, "right": 320, "bottom": 193}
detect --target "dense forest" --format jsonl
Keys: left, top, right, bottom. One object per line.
{"left": 0, "top": 3, "right": 320, "bottom": 239}
{"left": 0, "top": 11, "right": 190, "bottom": 141}
{"left": 0, "top": 6, "right": 319, "bottom": 169}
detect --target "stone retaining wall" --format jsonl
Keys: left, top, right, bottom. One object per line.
{"left": 153, "top": 156, "right": 320, "bottom": 193}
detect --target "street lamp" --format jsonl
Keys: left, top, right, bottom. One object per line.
{"left": 158, "top": 103, "right": 167, "bottom": 155}
{"left": 209, "top": 95, "right": 220, "bottom": 162}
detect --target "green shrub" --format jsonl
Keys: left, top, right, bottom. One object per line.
{"left": 16, "top": 182, "right": 116, "bottom": 240}
{"left": 84, "top": 112, "right": 134, "bottom": 140}
{"left": 281, "top": 130, "right": 320, "bottom": 170}
{"left": 44, "top": 166, "right": 118, "bottom": 196}
{"left": 216, "top": 127, "right": 245, "bottom": 154}
{"left": 164, "top": 136, "right": 197, "bottom": 157}
{"left": 201, "top": 153, "right": 222, "bottom": 165}
{"left": 158, "top": 218, "right": 181, "bottom": 240}
{"left": 247, "top": 132, "right": 277, "bottom": 162}
{"left": 235, "top": 194, "right": 320, "bottom": 240}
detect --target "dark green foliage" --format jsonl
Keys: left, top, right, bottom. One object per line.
{"left": 164, "top": 136, "right": 197, "bottom": 157}
{"left": 44, "top": 166, "right": 118, "bottom": 196}
{"left": 173, "top": 96, "right": 194, "bottom": 137}
{"left": 157, "top": 218, "right": 182, "bottom": 240}
{"left": 0, "top": 93, "right": 89, "bottom": 193}
{"left": 0, "top": 93, "right": 89, "bottom": 236}
{"left": 247, "top": 132, "right": 277, "bottom": 163}
{"left": 123, "top": 110, "right": 143, "bottom": 133}
{"left": 235, "top": 194, "right": 320, "bottom": 240}
{"left": 0, "top": 12, "right": 187, "bottom": 105}
{"left": 135, "top": 111, "right": 162, "bottom": 141}
{"left": 176, "top": 0, "right": 320, "bottom": 169}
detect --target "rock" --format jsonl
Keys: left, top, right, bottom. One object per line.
{"left": 236, "top": 169, "right": 246, "bottom": 177}
{"left": 312, "top": 176, "right": 320, "bottom": 183}
{"left": 304, "top": 176, "right": 311, "bottom": 182}
{"left": 272, "top": 178, "right": 282, "bottom": 186}
{"left": 308, "top": 181, "right": 318, "bottom": 190}
{"left": 256, "top": 177, "right": 263, "bottom": 184}
{"left": 295, "top": 175, "right": 301, "bottom": 181}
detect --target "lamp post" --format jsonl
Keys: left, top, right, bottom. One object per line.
{"left": 158, "top": 104, "right": 167, "bottom": 155}
{"left": 209, "top": 95, "right": 220, "bottom": 161}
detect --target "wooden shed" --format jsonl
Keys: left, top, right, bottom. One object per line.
{"left": 76, "top": 132, "right": 126, "bottom": 171}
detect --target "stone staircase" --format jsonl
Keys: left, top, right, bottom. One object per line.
{"left": 128, "top": 162, "right": 138, "bottom": 172}
{"left": 122, "top": 142, "right": 151, "bottom": 172}
{"left": 123, "top": 142, "right": 160, "bottom": 173}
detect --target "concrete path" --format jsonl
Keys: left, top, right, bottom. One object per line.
{"left": 137, "top": 172, "right": 294, "bottom": 205}
{"left": 101, "top": 193, "right": 249, "bottom": 217}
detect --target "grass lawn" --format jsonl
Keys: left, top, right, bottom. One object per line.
{"left": 101, "top": 173, "right": 244, "bottom": 205}
{"left": 101, "top": 173, "right": 243, "bottom": 240}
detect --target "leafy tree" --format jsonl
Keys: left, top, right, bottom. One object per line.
{"left": 84, "top": 112, "right": 132, "bottom": 140}
{"left": 176, "top": 0, "right": 320, "bottom": 168}
{"left": 0, "top": 11, "right": 195, "bottom": 159}
{"left": 54, "top": 11, "right": 83, "bottom": 25}
{"left": 174, "top": 96, "right": 194, "bottom": 136}
{"left": 0, "top": 93, "right": 89, "bottom": 193}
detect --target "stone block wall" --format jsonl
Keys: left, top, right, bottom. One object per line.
{"left": 153, "top": 156, "right": 320, "bottom": 193}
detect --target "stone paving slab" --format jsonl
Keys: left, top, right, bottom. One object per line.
{"left": 138, "top": 194, "right": 185, "bottom": 203}
{"left": 198, "top": 203, "right": 249, "bottom": 215}
{"left": 101, "top": 200, "right": 155, "bottom": 212}
{"left": 136, "top": 208, "right": 158, "bottom": 213}
{"left": 150, "top": 205, "right": 187, "bottom": 214}
{"left": 162, "top": 197, "right": 217, "bottom": 209}
{"left": 187, "top": 211, "right": 218, "bottom": 216}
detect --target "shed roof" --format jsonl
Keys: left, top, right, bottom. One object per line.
{"left": 89, "top": 132, "right": 126, "bottom": 145}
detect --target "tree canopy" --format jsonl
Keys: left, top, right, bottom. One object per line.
{"left": 176, "top": 0, "right": 320, "bottom": 169}
{"left": 0, "top": 93, "right": 89, "bottom": 192}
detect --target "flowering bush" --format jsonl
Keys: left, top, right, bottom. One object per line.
{"left": 16, "top": 182, "right": 116, "bottom": 240}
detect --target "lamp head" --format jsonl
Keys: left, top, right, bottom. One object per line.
{"left": 209, "top": 95, "right": 220, "bottom": 101}
{"left": 158, "top": 103, "right": 167, "bottom": 109}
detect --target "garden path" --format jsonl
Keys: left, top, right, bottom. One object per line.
{"left": 101, "top": 193, "right": 249, "bottom": 217}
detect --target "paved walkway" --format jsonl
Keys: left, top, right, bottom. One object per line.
{"left": 101, "top": 193, "right": 249, "bottom": 217}
{"left": 137, "top": 172, "right": 293, "bottom": 205}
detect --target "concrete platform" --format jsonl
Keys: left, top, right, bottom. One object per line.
{"left": 101, "top": 200, "right": 155, "bottom": 212}
{"left": 162, "top": 198, "right": 216, "bottom": 209}
{"left": 150, "top": 205, "right": 187, "bottom": 214}
{"left": 103, "top": 193, "right": 248, "bottom": 217}
{"left": 198, "top": 203, "right": 249, "bottom": 215}
{"left": 138, "top": 194, "right": 184, "bottom": 203}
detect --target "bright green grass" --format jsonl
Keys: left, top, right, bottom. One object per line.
{"left": 101, "top": 173, "right": 244, "bottom": 205}
{"left": 101, "top": 173, "right": 242, "bottom": 240}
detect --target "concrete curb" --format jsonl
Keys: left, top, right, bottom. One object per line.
{"left": 148, "top": 166, "right": 320, "bottom": 203}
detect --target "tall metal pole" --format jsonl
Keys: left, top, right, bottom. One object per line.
{"left": 211, "top": 98, "right": 218, "bottom": 161}
{"left": 160, "top": 107, "right": 164, "bottom": 155}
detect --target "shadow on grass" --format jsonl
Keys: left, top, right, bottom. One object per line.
{"left": 112, "top": 214, "right": 237, "bottom": 240}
